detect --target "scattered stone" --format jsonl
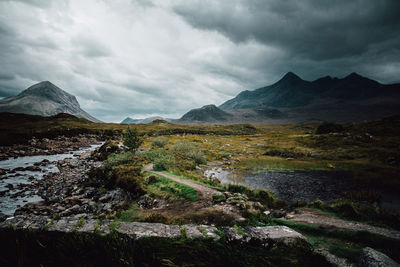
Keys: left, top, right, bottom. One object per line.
{"left": 6, "top": 184, "right": 14, "bottom": 190}
{"left": 25, "top": 166, "right": 41, "bottom": 172}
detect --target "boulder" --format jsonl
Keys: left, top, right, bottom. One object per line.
{"left": 359, "top": 247, "right": 399, "bottom": 267}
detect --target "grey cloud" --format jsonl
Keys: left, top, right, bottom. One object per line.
{"left": 1, "top": 0, "right": 53, "bottom": 7}
{"left": 0, "top": 74, "right": 15, "bottom": 80}
{"left": 0, "top": 84, "right": 19, "bottom": 97}
{"left": 174, "top": 0, "right": 400, "bottom": 60}
{"left": 71, "top": 36, "right": 112, "bottom": 58}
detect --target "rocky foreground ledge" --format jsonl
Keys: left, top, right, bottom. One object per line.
{"left": 0, "top": 215, "right": 332, "bottom": 266}
{"left": 0, "top": 215, "right": 307, "bottom": 247}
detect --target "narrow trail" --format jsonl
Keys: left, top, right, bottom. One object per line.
{"left": 285, "top": 208, "right": 400, "bottom": 240}
{"left": 143, "top": 164, "right": 220, "bottom": 202}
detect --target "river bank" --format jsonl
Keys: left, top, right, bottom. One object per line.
{"left": 0, "top": 134, "right": 100, "bottom": 160}
{"left": 0, "top": 136, "right": 130, "bottom": 218}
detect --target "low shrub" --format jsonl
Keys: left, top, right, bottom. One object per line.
{"left": 145, "top": 175, "right": 158, "bottom": 185}
{"left": 104, "top": 152, "right": 134, "bottom": 170}
{"left": 113, "top": 165, "right": 145, "bottom": 194}
{"left": 151, "top": 136, "right": 169, "bottom": 148}
{"left": 186, "top": 150, "right": 207, "bottom": 165}
{"left": 153, "top": 154, "right": 175, "bottom": 171}
{"left": 252, "top": 189, "right": 277, "bottom": 207}
{"left": 139, "top": 149, "right": 169, "bottom": 162}
{"left": 170, "top": 140, "right": 197, "bottom": 155}
{"left": 224, "top": 185, "right": 280, "bottom": 208}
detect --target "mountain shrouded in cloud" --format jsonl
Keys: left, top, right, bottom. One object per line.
{"left": 0, "top": 0, "right": 399, "bottom": 122}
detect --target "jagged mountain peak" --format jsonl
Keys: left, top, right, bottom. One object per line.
{"left": 345, "top": 72, "right": 363, "bottom": 79}
{"left": 278, "top": 72, "right": 304, "bottom": 83}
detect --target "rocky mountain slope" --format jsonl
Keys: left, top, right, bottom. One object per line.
{"left": 179, "top": 72, "right": 400, "bottom": 124}
{"left": 219, "top": 72, "right": 400, "bottom": 110}
{"left": 177, "top": 104, "right": 234, "bottom": 123}
{"left": 0, "top": 81, "right": 101, "bottom": 122}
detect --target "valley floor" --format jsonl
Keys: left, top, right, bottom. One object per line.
{"left": 0, "top": 115, "right": 399, "bottom": 265}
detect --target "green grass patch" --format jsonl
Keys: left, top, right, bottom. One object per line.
{"left": 145, "top": 173, "right": 198, "bottom": 201}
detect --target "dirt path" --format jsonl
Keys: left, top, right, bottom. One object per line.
{"left": 285, "top": 208, "right": 400, "bottom": 239}
{"left": 144, "top": 164, "right": 220, "bottom": 202}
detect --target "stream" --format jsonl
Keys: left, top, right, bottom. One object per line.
{"left": 0, "top": 143, "right": 102, "bottom": 216}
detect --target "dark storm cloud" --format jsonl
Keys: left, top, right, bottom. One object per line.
{"left": 0, "top": 0, "right": 399, "bottom": 122}
{"left": 174, "top": 0, "right": 400, "bottom": 60}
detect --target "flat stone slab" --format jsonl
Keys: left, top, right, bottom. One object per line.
{"left": 0, "top": 215, "right": 308, "bottom": 248}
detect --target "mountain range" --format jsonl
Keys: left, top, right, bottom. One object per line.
{"left": 1, "top": 72, "right": 399, "bottom": 125}
{"left": 121, "top": 116, "right": 174, "bottom": 124}
{"left": 0, "top": 81, "right": 100, "bottom": 122}
{"left": 177, "top": 72, "right": 400, "bottom": 124}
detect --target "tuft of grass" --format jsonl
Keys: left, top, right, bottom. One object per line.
{"left": 108, "top": 221, "right": 120, "bottom": 234}
{"left": 94, "top": 220, "right": 103, "bottom": 234}
{"left": 213, "top": 229, "right": 226, "bottom": 240}
{"left": 233, "top": 225, "right": 246, "bottom": 236}
{"left": 197, "top": 226, "right": 208, "bottom": 237}
{"left": 73, "top": 217, "right": 86, "bottom": 231}
{"left": 180, "top": 226, "right": 187, "bottom": 240}
{"left": 42, "top": 218, "right": 55, "bottom": 230}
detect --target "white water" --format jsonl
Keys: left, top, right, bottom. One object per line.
{"left": 0, "top": 143, "right": 102, "bottom": 216}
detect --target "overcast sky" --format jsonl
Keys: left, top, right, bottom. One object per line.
{"left": 0, "top": 0, "right": 399, "bottom": 122}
